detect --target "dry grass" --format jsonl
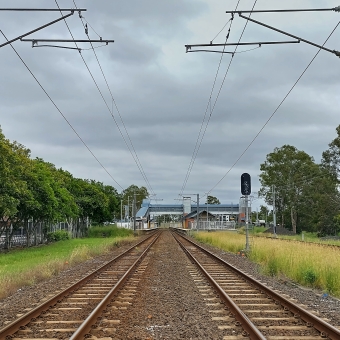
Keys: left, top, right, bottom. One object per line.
{"left": 194, "top": 231, "right": 340, "bottom": 297}
{"left": 0, "top": 236, "right": 134, "bottom": 299}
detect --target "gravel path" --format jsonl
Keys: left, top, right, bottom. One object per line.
{"left": 1, "top": 229, "right": 340, "bottom": 339}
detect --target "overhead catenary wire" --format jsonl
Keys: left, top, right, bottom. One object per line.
{"left": 179, "top": 1, "right": 241, "bottom": 197}
{"left": 54, "top": 0, "right": 155, "bottom": 196}
{"left": 0, "top": 30, "right": 124, "bottom": 190}
{"left": 72, "top": 0, "right": 156, "bottom": 197}
{"left": 210, "top": 18, "right": 232, "bottom": 44}
{"left": 206, "top": 20, "right": 340, "bottom": 197}
{"left": 179, "top": 0, "right": 258, "bottom": 197}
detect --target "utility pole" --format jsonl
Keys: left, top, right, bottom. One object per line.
{"left": 133, "top": 192, "right": 137, "bottom": 234}
{"left": 197, "top": 193, "right": 199, "bottom": 229}
{"left": 245, "top": 195, "right": 250, "bottom": 251}
{"left": 120, "top": 198, "right": 122, "bottom": 227}
{"left": 272, "top": 185, "right": 277, "bottom": 236}
{"left": 241, "top": 173, "right": 251, "bottom": 252}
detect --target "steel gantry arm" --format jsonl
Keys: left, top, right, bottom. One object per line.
{"left": 0, "top": 11, "right": 76, "bottom": 49}
{"left": 185, "top": 40, "right": 300, "bottom": 53}
{"left": 237, "top": 13, "right": 340, "bottom": 58}
{"left": 225, "top": 6, "right": 340, "bottom": 14}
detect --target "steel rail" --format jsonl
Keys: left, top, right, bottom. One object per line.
{"left": 70, "top": 232, "right": 161, "bottom": 339}
{"left": 174, "top": 230, "right": 340, "bottom": 340}
{"left": 172, "top": 231, "right": 266, "bottom": 340}
{"left": 0, "top": 230, "right": 159, "bottom": 339}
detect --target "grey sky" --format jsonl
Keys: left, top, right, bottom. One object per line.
{"left": 1, "top": 0, "right": 339, "bottom": 209}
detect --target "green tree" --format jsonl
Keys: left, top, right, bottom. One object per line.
{"left": 256, "top": 205, "right": 270, "bottom": 223}
{"left": 322, "top": 124, "right": 340, "bottom": 181}
{"left": 259, "top": 145, "right": 318, "bottom": 233}
{"left": 0, "top": 129, "right": 28, "bottom": 220}
{"left": 121, "top": 185, "right": 149, "bottom": 215}
{"left": 205, "top": 195, "right": 221, "bottom": 204}
{"left": 0, "top": 130, "right": 32, "bottom": 248}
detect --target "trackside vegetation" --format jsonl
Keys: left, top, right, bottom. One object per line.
{"left": 257, "top": 125, "right": 340, "bottom": 236}
{"left": 194, "top": 231, "right": 340, "bottom": 297}
{"left": 0, "top": 226, "right": 134, "bottom": 299}
{"left": 87, "top": 225, "right": 133, "bottom": 238}
{"left": 0, "top": 127, "right": 148, "bottom": 250}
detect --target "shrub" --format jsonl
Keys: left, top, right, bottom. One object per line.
{"left": 265, "top": 257, "right": 279, "bottom": 277}
{"left": 46, "top": 230, "right": 70, "bottom": 243}
{"left": 303, "top": 268, "right": 318, "bottom": 285}
{"left": 87, "top": 225, "right": 133, "bottom": 238}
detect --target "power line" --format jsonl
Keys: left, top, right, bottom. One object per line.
{"left": 179, "top": 1, "right": 240, "bottom": 197}
{"left": 0, "top": 30, "right": 124, "bottom": 190}
{"left": 54, "top": 0, "right": 155, "bottom": 195}
{"left": 72, "top": 0, "right": 156, "bottom": 196}
{"left": 206, "top": 20, "right": 340, "bottom": 196}
{"left": 180, "top": 0, "right": 258, "bottom": 196}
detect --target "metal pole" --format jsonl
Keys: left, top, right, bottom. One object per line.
{"left": 127, "top": 197, "right": 130, "bottom": 219}
{"left": 120, "top": 199, "right": 122, "bottom": 228}
{"left": 245, "top": 195, "right": 250, "bottom": 251}
{"left": 197, "top": 194, "right": 199, "bottom": 229}
{"left": 273, "top": 185, "right": 277, "bottom": 236}
{"left": 205, "top": 194, "right": 209, "bottom": 228}
{"left": 133, "top": 192, "right": 137, "bottom": 233}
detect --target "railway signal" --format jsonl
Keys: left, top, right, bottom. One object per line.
{"left": 241, "top": 173, "right": 251, "bottom": 252}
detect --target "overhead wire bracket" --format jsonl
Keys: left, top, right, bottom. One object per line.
{"left": 0, "top": 8, "right": 86, "bottom": 12}
{"left": 237, "top": 13, "right": 340, "bottom": 58}
{"left": 21, "top": 39, "right": 113, "bottom": 44}
{"left": 185, "top": 40, "right": 300, "bottom": 53}
{"left": 0, "top": 11, "right": 74, "bottom": 49}
{"left": 21, "top": 38, "right": 113, "bottom": 51}
{"left": 226, "top": 7, "right": 340, "bottom": 14}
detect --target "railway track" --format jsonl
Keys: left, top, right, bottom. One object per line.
{"left": 0, "top": 230, "right": 160, "bottom": 340}
{"left": 172, "top": 230, "right": 340, "bottom": 340}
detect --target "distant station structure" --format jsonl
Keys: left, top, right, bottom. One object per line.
{"left": 136, "top": 199, "right": 239, "bottom": 230}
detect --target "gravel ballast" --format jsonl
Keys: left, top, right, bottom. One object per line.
{"left": 1, "top": 229, "right": 340, "bottom": 338}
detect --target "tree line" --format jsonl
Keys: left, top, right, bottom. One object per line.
{"left": 0, "top": 128, "right": 148, "bottom": 248}
{"left": 259, "top": 125, "right": 340, "bottom": 236}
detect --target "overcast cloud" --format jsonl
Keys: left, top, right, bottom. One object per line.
{"left": 1, "top": 0, "right": 339, "bottom": 209}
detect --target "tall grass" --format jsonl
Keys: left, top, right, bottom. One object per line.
{"left": 257, "top": 231, "right": 340, "bottom": 246}
{"left": 194, "top": 231, "right": 340, "bottom": 297}
{"left": 88, "top": 225, "right": 133, "bottom": 238}
{"left": 0, "top": 234, "right": 134, "bottom": 299}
